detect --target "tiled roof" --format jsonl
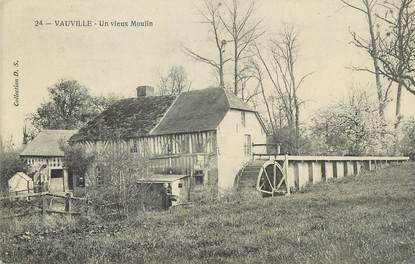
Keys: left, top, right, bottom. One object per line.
{"left": 70, "top": 87, "right": 257, "bottom": 141}
{"left": 20, "top": 130, "right": 77, "bottom": 157}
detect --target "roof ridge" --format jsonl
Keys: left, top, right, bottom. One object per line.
{"left": 222, "top": 88, "right": 255, "bottom": 112}
{"left": 222, "top": 88, "right": 233, "bottom": 110}
{"left": 149, "top": 94, "right": 181, "bottom": 135}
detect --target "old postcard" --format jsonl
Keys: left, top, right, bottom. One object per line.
{"left": 1, "top": 0, "right": 414, "bottom": 263}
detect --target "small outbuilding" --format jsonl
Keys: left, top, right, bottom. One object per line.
{"left": 20, "top": 129, "right": 77, "bottom": 193}
{"left": 136, "top": 174, "right": 190, "bottom": 208}
{"left": 8, "top": 172, "right": 34, "bottom": 196}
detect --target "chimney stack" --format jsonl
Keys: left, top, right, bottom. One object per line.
{"left": 136, "top": 85, "right": 155, "bottom": 97}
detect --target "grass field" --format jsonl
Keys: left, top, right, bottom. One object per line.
{"left": 1, "top": 162, "right": 415, "bottom": 264}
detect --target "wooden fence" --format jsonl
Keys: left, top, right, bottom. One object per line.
{"left": 0, "top": 192, "right": 89, "bottom": 220}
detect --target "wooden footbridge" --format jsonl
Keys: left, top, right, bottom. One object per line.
{"left": 236, "top": 147, "right": 410, "bottom": 197}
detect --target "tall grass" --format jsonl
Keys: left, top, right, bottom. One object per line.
{"left": 1, "top": 162, "right": 414, "bottom": 263}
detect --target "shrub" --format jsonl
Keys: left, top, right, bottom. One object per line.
{"left": 0, "top": 150, "right": 28, "bottom": 194}
{"left": 60, "top": 143, "right": 95, "bottom": 187}
{"left": 400, "top": 118, "right": 415, "bottom": 160}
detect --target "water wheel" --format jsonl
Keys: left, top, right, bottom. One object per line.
{"left": 256, "top": 159, "right": 287, "bottom": 197}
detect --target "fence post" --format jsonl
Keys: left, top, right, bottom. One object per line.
{"left": 65, "top": 193, "right": 72, "bottom": 220}
{"left": 65, "top": 193, "right": 72, "bottom": 212}
{"left": 42, "top": 195, "right": 47, "bottom": 222}
{"left": 86, "top": 195, "right": 91, "bottom": 217}
{"left": 284, "top": 154, "right": 290, "bottom": 195}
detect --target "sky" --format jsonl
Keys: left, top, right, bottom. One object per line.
{"left": 1, "top": 0, "right": 415, "bottom": 147}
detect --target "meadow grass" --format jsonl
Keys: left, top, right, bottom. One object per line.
{"left": 1, "top": 162, "right": 414, "bottom": 263}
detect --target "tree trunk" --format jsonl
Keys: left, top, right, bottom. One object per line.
{"left": 219, "top": 51, "right": 225, "bottom": 88}
{"left": 259, "top": 80, "right": 275, "bottom": 133}
{"left": 294, "top": 96, "right": 300, "bottom": 154}
{"left": 366, "top": 2, "right": 386, "bottom": 119}
{"left": 394, "top": 83, "right": 403, "bottom": 129}
{"left": 234, "top": 45, "right": 238, "bottom": 95}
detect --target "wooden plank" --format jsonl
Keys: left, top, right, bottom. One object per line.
{"left": 252, "top": 143, "right": 281, "bottom": 147}
{"left": 189, "top": 134, "right": 193, "bottom": 154}
{"left": 0, "top": 211, "right": 41, "bottom": 219}
{"left": 46, "top": 209, "right": 81, "bottom": 215}
{"left": 253, "top": 154, "right": 409, "bottom": 162}
{"left": 0, "top": 192, "right": 48, "bottom": 201}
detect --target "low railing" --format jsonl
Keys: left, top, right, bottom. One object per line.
{"left": 252, "top": 154, "right": 409, "bottom": 192}
{"left": 253, "top": 154, "right": 410, "bottom": 162}
{"left": 0, "top": 192, "right": 89, "bottom": 220}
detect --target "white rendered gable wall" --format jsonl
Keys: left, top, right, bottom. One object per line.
{"left": 216, "top": 109, "right": 266, "bottom": 191}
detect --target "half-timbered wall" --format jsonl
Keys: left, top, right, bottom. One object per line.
{"left": 78, "top": 131, "right": 218, "bottom": 187}
{"left": 22, "top": 156, "right": 68, "bottom": 193}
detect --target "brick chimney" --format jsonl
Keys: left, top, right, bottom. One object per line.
{"left": 136, "top": 85, "right": 155, "bottom": 97}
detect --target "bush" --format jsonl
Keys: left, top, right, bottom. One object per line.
{"left": 400, "top": 118, "right": 415, "bottom": 160}
{"left": 310, "top": 89, "right": 395, "bottom": 155}
{"left": 61, "top": 143, "right": 95, "bottom": 186}
{"left": 0, "top": 150, "right": 28, "bottom": 194}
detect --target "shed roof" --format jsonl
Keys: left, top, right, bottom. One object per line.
{"left": 8, "top": 172, "right": 33, "bottom": 191}
{"left": 20, "top": 130, "right": 77, "bottom": 157}
{"left": 9, "top": 172, "right": 32, "bottom": 182}
{"left": 137, "top": 174, "right": 188, "bottom": 183}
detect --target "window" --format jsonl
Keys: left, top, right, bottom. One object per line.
{"left": 50, "top": 169, "right": 63, "bottom": 179}
{"left": 130, "top": 142, "right": 138, "bottom": 153}
{"left": 96, "top": 166, "right": 103, "bottom": 185}
{"left": 241, "top": 111, "right": 246, "bottom": 127}
{"left": 77, "top": 175, "right": 85, "bottom": 187}
{"left": 194, "top": 170, "right": 204, "bottom": 185}
{"left": 178, "top": 183, "right": 183, "bottom": 188}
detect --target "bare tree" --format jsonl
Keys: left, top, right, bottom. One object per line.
{"left": 249, "top": 59, "right": 276, "bottom": 133}
{"left": 341, "top": 0, "right": 393, "bottom": 119}
{"left": 184, "top": 0, "right": 230, "bottom": 88}
{"left": 376, "top": 0, "right": 415, "bottom": 128}
{"left": 343, "top": 0, "right": 415, "bottom": 128}
{"left": 157, "top": 65, "right": 191, "bottom": 96}
{"left": 255, "top": 28, "right": 312, "bottom": 153}
{"left": 219, "top": 0, "right": 263, "bottom": 96}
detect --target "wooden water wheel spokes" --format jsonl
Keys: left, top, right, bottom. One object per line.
{"left": 256, "top": 159, "right": 287, "bottom": 197}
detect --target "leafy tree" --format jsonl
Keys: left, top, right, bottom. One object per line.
{"left": 31, "top": 79, "right": 115, "bottom": 131}
{"left": 311, "top": 88, "right": 394, "bottom": 155}
{"left": 60, "top": 143, "right": 95, "bottom": 189}
{"left": 399, "top": 118, "right": 415, "bottom": 159}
